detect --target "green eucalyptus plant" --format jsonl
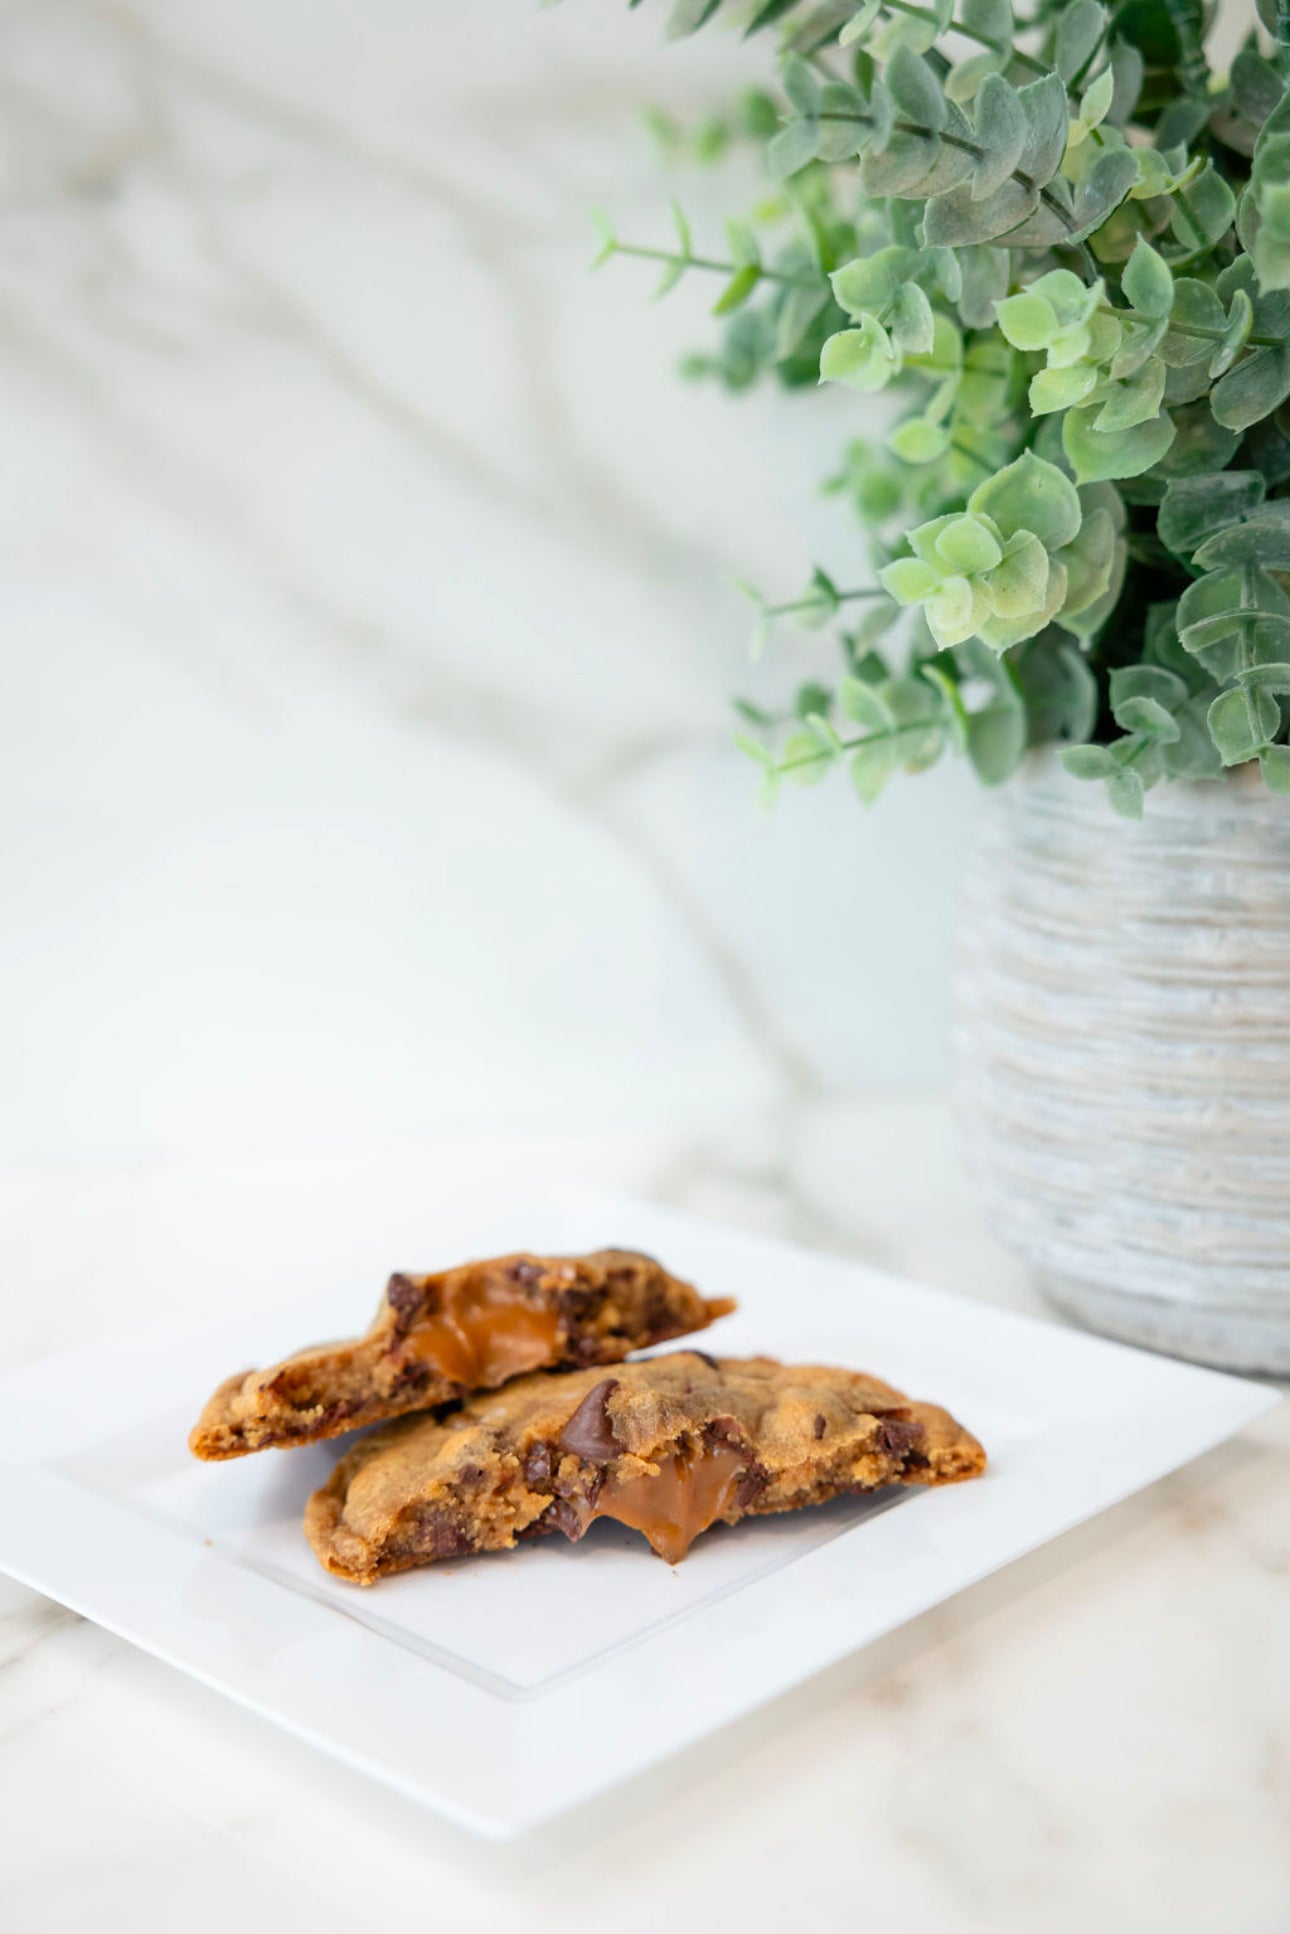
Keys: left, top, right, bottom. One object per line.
{"left": 594, "top": 0, "right": 1290, "bottom": 816}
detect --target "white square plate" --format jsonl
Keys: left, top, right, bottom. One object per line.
{"left": 0, "top": 1182, "right": 1276, "bottom": 1837}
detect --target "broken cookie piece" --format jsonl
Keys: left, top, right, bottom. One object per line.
{"left": 304, "top": 1351, "right": 986, "bottom": 1583}
{"left": 190, "top": 1251, "right": 733, "bottom": 1460}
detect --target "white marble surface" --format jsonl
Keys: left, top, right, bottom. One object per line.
{"left": 1, "top": 1110, "right": 1287, "bottom": 1933}
{"left": 0, "top": 0, "right": 977, "bottom": 1170}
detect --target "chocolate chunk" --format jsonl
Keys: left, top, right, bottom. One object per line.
{"left": 813, "top": 1412, "right": 827, "bottom": 1440}
{"left": 410, "top": 1508, "right": 475, "bottom": 1561}
{"left": 543, "top": 1497, "right": 594, "bottom": 1543}
{"left": 735, "top": 1465, "right": 768, "bottom": 1509}
{"left": 385, "top": 1273, "right": 426, "bottom": 1330}
{"left": 509, "top": 1260, "right": 543, "bottom": 1286}
{"left": 523, "top": 1442, "right": 553, "bottom": 1489}
{"left": 555, "top": 1463, "right": 603, "bottom": 1508}
{"left": 558, "top": 1378, "right": 621, "bottom": 1460}
{"left": 876, "top": 1417, "right": 922, "bottom": 1457}
{"left": 704, "top": 1414, "right": 749, "bottom": 1452}
{"left": 516, "top": 1517, "right": 556, "bottom": 1542}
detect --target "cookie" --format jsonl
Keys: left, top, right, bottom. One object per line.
{"left": 304, "top": 1350, "right": 986, "bottom": 1582}
{"left": 190, "top": 1250, "right": 733, "bottom": 1460}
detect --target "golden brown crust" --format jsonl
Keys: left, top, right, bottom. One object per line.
{"left": 304, "top": 1351, "right": 986, "bottom": 1583}
{"left": 189, "top": 1251, "right": 732, "bottom": 1460}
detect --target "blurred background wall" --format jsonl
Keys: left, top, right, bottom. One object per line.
{"left": 0, "top": 0, "right": 980, "bottom": 1165}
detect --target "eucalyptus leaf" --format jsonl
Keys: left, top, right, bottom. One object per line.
{"left": 1231, "top": 46, "right": 1283, "bottom": 130}
{"left": 1159, "top": 472, "right": 1266, "bottom": 558}
{"left": 1094, "top": 359, "right": 1166, "bottom": 432}
{"left": 1062, "top": 743, "right": 1119, "bottom": 779}
{"left": 923, "top": 178, "right": 1036, "bottom": 247}
{"left": 1114, "top": 694, "right": 1180, "bottom": 740}
{"left": 1105, "top": 767, "right": 1146, "bottom": 817}
{"left": 971, "top": 73, "right": 1028, "bottom": 201}
{"left": 768, "top": 117, "right": 821, "bottom": 177}
{"left": 957, "top": 246, "right": 1011, "bottom": 327}
{"left": 781, "top": 729, "right": 834, "bottom": 784}
{"left": 781, "top": 54, "right": 822, "bottom": 119}
{"left": 1163, "top": 693, "right": 1224, "bottom": 778}
{"left": 1110, "top": 664, "right": 1189, "bottom": 710}
{"left": 891, "top": 280, "right": 936, "bottom": 353}
{"left": 1211, "top": 336, "right": 1290, "bottom": 434}
{"left": 969, "top": 450, "right": 1082, "bottom": 549}
{"left": 967, "top": 694, "right": 1027, "bottom": 784}
{"left": 1068, "top": 148, "right": 1139, "bottom": 242}
{"left": 1063, "top": 407, "right": 1176, "bottom": 483}
{"left": 666, "top": 0, "right": 725, "bottom": 37}
{"left": 1151, "top": 401, "right": 1241, "bottom": 478}
{"left": 1121, "top": 237, "right": 1174, "bottom": 320}
{"left": 776, "top": 283, "right": 831, "bottom": 358}
{"left": 1237, "top": 662, "right": 1290, "bottom": 693}
{"left": 1171, "top": 166, "right": 1236, "bottom": 254}
{"left": 1056, "top": 0, "right": 1106, "bottom": 82}
{"left": 743, "top": 0, "right": 804, "bottom": 32}
{"left": 1260, "top": 744, "right": 1290, "bottom": 793}
{"left": 1159, "top": 279, "right": 1224, "bottom": 367}
{"left": 850, "top": 737, "right": 899, "bottom": 803}
{"left": 1014, "top": 637, "right": 1099, "bottom": 743}
{"left": 712, "top": 263, "right": 762, "bottom": 315}
{"left": 839, "top": 675, "right": 895, "bottom": 729}
{"left": 1017, "top": 73, "right": 1071, "bottom": 188}
{"left": 1208, "top": 684, "right": 1281, "bottom": 764}
{"left": 1193, "top": 509, "right": 1290, "bottom": 572}
{"left": 832, "top": 250, "right": 908, "bottom": 316}
{"left": 885, "top": 45, "right": 947, "bottom": 129}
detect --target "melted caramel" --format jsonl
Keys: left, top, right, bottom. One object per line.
{"left": 403, "top": 1297, "right": 560, "bottom": 1386}
{"left": 594, "top": 1443, "right": 746, "bottom": 1564}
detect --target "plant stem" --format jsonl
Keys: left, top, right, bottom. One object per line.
{"left": 1162, "top": 0, "right": 1210, "bottom": 95}
{"left": 774, "top": 718, "right": 937, "bottom": 773}
{"left": 768, "top": 588, "right": 886, "bottom": 615}
{"left": 1169, "top": 186, "right": 1210, "bottom": 251}
{"left": 608, "top": 241, "right": 821, "bottom": 288}
{"left": 1102, "top": 298, "right": 1279, "bottom": 351}
{"left": 949, "top": 436, "right": 996, "bottom": 476}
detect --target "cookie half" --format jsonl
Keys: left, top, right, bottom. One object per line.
{"left": 304, "top": 1350, "right": 986, "bottom": 1582}
{"left": 190, "top": 1251, "right": 733, "bottom": 1460}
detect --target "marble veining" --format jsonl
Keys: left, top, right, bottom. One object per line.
{"left": 0, "top": 0, "right": 973, "bottom": 1166}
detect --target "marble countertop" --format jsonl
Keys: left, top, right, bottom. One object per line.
{"left": 2, "top": 1104, "right": 1287, "bottom": 1934}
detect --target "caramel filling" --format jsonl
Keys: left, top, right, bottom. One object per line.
{"left": 403, "top": 1298, "right": 560, "bottom": 1387}
{"left": 593, "top": 1443, "right": 747, "bottom": 1565}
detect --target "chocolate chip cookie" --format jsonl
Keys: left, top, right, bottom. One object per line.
{"left": 190, "top": 1251, "right": 733, "bottom": 1460}
{"left": 305, "top": 1350, "right": 986, "bottom": 1582}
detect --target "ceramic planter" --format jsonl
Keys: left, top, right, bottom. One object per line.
{"left": 954, "top": 749, "right": 1290, "bottom": 1373}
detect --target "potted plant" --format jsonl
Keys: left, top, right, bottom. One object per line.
{"left": 590, "top": 0, "right": 1290, "bottom": 1372}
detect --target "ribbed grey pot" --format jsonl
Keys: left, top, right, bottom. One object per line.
{"left": 953, "top": 749, "right": 1290, "bottom": 1373}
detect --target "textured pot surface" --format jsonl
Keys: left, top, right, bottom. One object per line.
{"left": 953, "top": 750, "right": 1290, "bottom": 1372}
